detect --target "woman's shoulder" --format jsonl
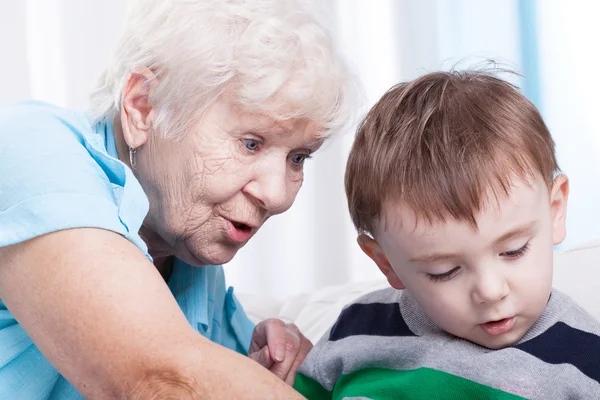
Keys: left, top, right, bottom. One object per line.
{"left": 0, "top": 100, "right": 149, "bottom": 252}
{"left": 0, "top": 100, "right": 99, "bottom": 157}
{"left": 0, "top": 100, "right": 110, "bottom": 193}
{"left": 0, "top": 100, "right": 128, "bottom": 182}
{"left": 0, "top": 99, "right": 90, "bottom": 131}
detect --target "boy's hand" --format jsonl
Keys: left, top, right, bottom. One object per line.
{"left": 248, "top": 318, "right": 313, "bottom": 386}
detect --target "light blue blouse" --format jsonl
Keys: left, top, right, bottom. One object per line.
{"left": 0, "top": 100, "right": 254, "bottom": 399}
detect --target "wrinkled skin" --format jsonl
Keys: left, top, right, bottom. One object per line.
{"left": 116, "top": 71, "right": 323, "bottom": 268}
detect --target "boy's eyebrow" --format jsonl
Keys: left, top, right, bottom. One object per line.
{"left": 491, "top": 221, "right": 536, "bottom": 246}
{"left": 409, "top": 221, "right": 537, "bottom": 264}
{"left": 409, "top": 252, "right": 461, "bottom": 264}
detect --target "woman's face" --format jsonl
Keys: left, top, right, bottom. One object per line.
{"left": 136, "top": 98, "right": 323, "bottom": 266}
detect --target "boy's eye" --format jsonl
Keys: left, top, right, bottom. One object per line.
{"left": 427, "top": 266, "right": 460, "bottom": 282}
{"left": 241, "top": 138, "right": 260, "bottom": 152}
{"left": 501, "top": 242, "right": 530, "bottom": 259}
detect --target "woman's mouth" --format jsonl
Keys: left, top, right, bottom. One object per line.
{"left": 225, "top": 219, "right": 253, "bottom": 243}
{"left": 232, "top": 221, "right": 250, "bottom": 230}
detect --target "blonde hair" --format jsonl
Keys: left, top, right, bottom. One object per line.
{"left": 345, "top": 70, "right": 559, "bottom": 235}
{"left": 90, "top": 0, "right": 359, "bottom": 140}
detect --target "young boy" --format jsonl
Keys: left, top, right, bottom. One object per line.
{"left": 294, "top": 71, "right": 600, "bottom": 399}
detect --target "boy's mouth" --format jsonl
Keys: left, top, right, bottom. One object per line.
{"left": 480, "top": 317, "right": 516, "bottom": 336}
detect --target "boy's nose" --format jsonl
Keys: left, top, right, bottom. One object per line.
{"left": 471, "top": 270, "right": 510, "bottom": 304}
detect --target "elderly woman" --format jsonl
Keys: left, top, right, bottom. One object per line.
{"left": 0, "top": 0, "right": 356, "bottom": 398}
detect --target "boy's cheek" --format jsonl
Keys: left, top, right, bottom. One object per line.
{"left": 515, "top": 250, "right": 553, "bottom": 288}
{"left": 410, "top": 285, "right": 464, "bottom": 325}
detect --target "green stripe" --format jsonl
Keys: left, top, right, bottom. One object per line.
{"left": 295, "top": 372, "right": 332, "bottom": 399}
{"left": 295, "top": 367, "right": 527, "bottom": 400}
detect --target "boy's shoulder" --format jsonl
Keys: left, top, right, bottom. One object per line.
{"left": 348, "top": 286, "right": 401, "bottom": 306}
{"left": 534, "top": 289, "right": 600, "bottom": 336}
{"left": 517, "top": 289, "right": 600, "bottom": 354}
{"left": 327, "top": 288, "right": 415, "bottom": 342}
{"left": 511, "top": 289, "right": 600, "bottom": 386}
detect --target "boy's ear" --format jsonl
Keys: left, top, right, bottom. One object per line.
{"left": 357, "top": 234, "right": 405, "bottom": 290}
{"left": 550, "top": 174, "right": 569, "bottom": 245}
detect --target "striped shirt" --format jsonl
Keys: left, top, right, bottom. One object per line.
{"left": 295, "top": 288, "right": 600, "bottom": 399}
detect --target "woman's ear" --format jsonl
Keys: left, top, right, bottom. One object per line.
{"left": 357, "top": 234, "right": 405, "bottom": 289}
{"left": 120, "top": 67, "right": 158, "bottom": 150}
{"left": 550, "top": 174, "right": 569, "bottom": 245}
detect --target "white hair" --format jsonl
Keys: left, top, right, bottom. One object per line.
{"left": 90, "top": 0, "right": 361, "bottom": 140}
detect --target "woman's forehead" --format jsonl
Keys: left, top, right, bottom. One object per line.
{"left": 225, "top": 101, "right": 324, "bottom": 139}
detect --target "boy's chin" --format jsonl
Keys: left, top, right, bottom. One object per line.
{"left": 465, "top": 327, "right": 526, "bottom": 350}
{"left": 473, "top": 338, "right": 516, "bottom": 350}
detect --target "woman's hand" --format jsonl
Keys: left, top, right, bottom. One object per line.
{"left": 249, "top": 318, "right": 313, "bottom": 386}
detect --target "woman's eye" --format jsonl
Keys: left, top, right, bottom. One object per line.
{"left": 427, "top": 266, "right": 460, "bottom": 283}
{"left": 241, "top": 138, "right": 260, "bottom": 152}
{"left": 290, "top": 153, "right": 312, "bottom": 166}
{"left": 501, "top": 242, "right": 530, "bottom": 259}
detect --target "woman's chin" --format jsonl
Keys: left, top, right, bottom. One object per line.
{"left": 177, "top": 241, "right": 239, "bottom": 267}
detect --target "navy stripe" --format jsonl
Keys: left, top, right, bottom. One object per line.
{"left": 515, "top": 321, "right": 600, "bottom": 383}
{"left": 328, "top": 302, "right": 415, "bottom": 341}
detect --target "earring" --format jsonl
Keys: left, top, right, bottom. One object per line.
{"left": 129, "top": 146, "right": 137, "bottom": 170}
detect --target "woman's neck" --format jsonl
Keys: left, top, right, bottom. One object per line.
{"left": 152, "top": 254, "right": 174, "bottom": 282}
{"left": 114, "top": 117, "right": 174, "bottom": 281}
{"left": 139, "top": 224, "right": 174, "bottom": 282}
{"left": 112, "top": 115, "right": 131, "bottom": 167}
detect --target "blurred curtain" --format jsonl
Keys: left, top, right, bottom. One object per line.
{"left": 1, "top": 0, "right": 599, "bottom": 299}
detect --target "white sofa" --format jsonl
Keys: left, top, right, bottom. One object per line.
{"left": 239, "top": 239, "right": 600, "bottom": 343}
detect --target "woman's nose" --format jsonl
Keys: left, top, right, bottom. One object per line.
{"left": 243, "top": 160, "right": 291, "bottom": 214}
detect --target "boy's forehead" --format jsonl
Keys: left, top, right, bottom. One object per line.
{"left": 376, "top": 177, "right": 548, "bottom": 242}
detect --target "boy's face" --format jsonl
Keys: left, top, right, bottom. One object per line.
{"left": 359, "top": 175, "right": 569, "bottom": 349}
